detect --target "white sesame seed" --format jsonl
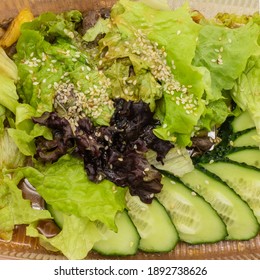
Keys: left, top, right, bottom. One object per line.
{"left": 177, "top": 30, "right": 181, "bottom": 35}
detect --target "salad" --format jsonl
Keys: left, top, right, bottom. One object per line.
{"left": 0, "top": 0, "right": 259, "bottom": 259}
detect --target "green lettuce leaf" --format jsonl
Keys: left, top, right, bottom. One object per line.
{"left": 0, "top": 74, "right": 19, "bottom": 114}
{"left": 15, "top": 15, "right": 114, "bottom": 126}
{"left": 198, "top": 99, "right": 231, "bottom": 131}
{"left": 0, "top": 129, "right": 26, "bottom": 170}
{"left": 83, "top": 18, "right": 110, "bottom": 42}
{"left": 0, "top": 47, "right": 18, "bottom": 81}
{"left": 0, "top": 173, "right": 51, "bottom": 240}
{"left": 103, "top": 0, "right": 207, "bottom": 145}
{"left": 231, "top": 52, "right": 260, "bottom": 146}
{"left": 146, "top": 146, "right": 194, "bottom": 177}
{"left": 193, "top": 21, "right": 259, "bottom": 100}
{"left": 22, "top": 154, "right": 126, "bottom": 230}
{"left": 27, "top": 214, "right": 102, "bottom": 260}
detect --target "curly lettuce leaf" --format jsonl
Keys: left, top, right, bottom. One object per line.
{"left": 231, "top": 53, "right": 260, "bottom": 146}
{"left": 27, "top": 214, "right": 102, "bottom": 260}
{"left": 0, "top": 47, "right": 18, "bottom": 81}
{"left": 0, "top": 74, "right": 19, "bottom": 114}
{"left": 22, "top": 154, "right": 126, "bottom": 230}
{"left": 193, "top": 21, "right": 259, "bottom": 100}
{"left": 0, "top": 129, "right": 26, "bottom": 170}
{"left": 106, "top": 0, "right": 206, "bottom": 146}
{"left": 0, "top": 173, "right": 51, "bottom": 240}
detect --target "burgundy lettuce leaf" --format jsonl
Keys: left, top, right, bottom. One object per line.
{"left": 32, "top": 112, "right": 75, "bottom": 162}
{"left": 32, "top": 99, "right": 174, "bottom": 203}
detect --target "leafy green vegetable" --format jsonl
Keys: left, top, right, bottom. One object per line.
{"left": 22, "top": 154, "right": 126, "bottom": 230}
{"left": 0, "top": 47, "right": 18, "bottom": 81}
{"left": 231, "top": 52, "right": 260, "bottom": 147}
{"left": 146, "top": 146, "right": 194, "bottom": 177}
{"left": 27, "top": 214, "right": 102, "bottom": 260}
{"left": 193, "top": 21, "right": 259, "bottom": 100}
{"left": 0, "top": 173, "right": 51, "bottom": 240}
{"left": 0, "top": 74, "right": 19, "bottom": 114}
{"left": 0, "top": 129, "right": 26, "bottom": 170}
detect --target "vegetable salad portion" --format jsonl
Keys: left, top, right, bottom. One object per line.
{"left": 0, "top": 0, "right": 259, "bottom": 259}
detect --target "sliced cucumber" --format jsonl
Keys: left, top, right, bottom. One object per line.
{"left": 46, "top": 204, "right": 64, "bottom": 228}
{"left": 125, "top": 190, "right": 179, "bottom": 252}
{"left": 231, "top": 111, "right": 255, "bottom": 133}
{"left": 202, "top": 161, "right": 260, "bottom": 224}
{"left": 47, "top": 204, "right": 140, "bottom": 256}
{"left": 233, "top": 129, "right": 258, "bottom": 147}
{"left": 93, "top": 210, "right": 140, "bottom": 256}
{"left": 156, "top": 175, "right": 227, "bottom": 244}
{"left": 180, "top": 168, "right": 259, "bottom": 240}
{"left": 226, "top": 148, "right": 260, "bottom": 168}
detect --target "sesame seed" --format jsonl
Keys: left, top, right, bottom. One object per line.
{"left": 191, "top": 191, "right": 197, "bottom": 196}
{"left": 162, "top": 123, "right": 167, "bottom": 128}
{"left": 177, "top": 30, "right": 181, "bottom": 35}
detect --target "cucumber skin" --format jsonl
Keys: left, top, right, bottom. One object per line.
{"left": 93, "top": 210, "right": 140, "bottom": 256}
{"left": 226, "top": 148, "right": 260, "bottom": 169}
{"left": 180, "top": 166, "right": 259, "bottom": 240}
{"left": 202, "top": 161, "right": 260, "bottom": 224}
{"left": 126, "top": 192, "right": 179, "bottom": 253}
{"left": 157, "top": 175, "right": 227, "bottom": 244}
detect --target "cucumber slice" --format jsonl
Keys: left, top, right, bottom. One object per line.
{"left": 46, "top": 204, "right": 64, "bottom": 228}
{"left": 226, "top": 148, "right": 260, "bottom": 168}
{"left": 93, "top": 210, "right": 140, "bottom": 256}
{"left": 202, "top": 161, "right": 260, "bottom": 224}
{"left": 233, "top": 129, "right": 258, "bottom": 147}
{"left": 180, "top": 168, "right": 259, "bottom": 240}
{"left": 47, "top": 204, "right": 140, "bottom": 256}
{"left": 156, "top": 176, "right": 227, "bottom": 244}
{"left": 231, "top": 111, "right": 255, "bottom": 133}
{"left": 125, "top": 190, "right": 179, "bottom": 252}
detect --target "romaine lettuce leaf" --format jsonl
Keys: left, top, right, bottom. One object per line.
{"left": 22, "top": 154, "right": 126, "bottom": 230}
